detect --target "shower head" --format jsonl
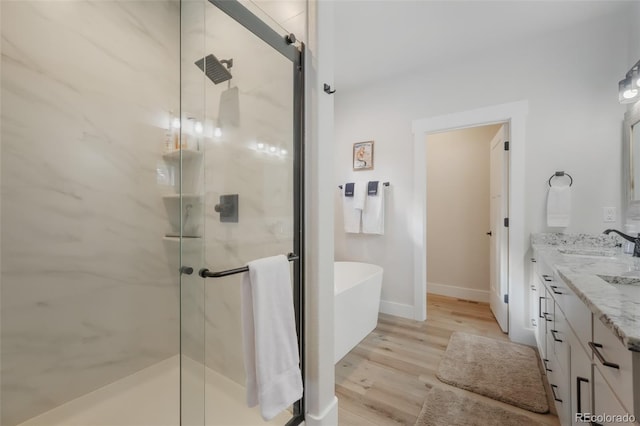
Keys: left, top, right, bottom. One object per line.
{"left": 195, "top": 54, "right": 233, "bottom": 85}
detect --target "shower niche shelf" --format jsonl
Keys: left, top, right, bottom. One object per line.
{"left": 162, "top": 148, "right": 203, "bottom": 161}
{"left": 161, "top": 145, "right": 204, "bottom": 240}
{"left": 162, "top": 194, "right": 203, "bottom": 200}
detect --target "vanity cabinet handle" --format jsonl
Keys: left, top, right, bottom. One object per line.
{"left": 551, "top": 329, "right": 563, "bottom": 342}
{"left": 550, "top": 285, "right": 563, "bottom": 295}
{"left": 588, "top": 342, "right": 620, "bottom": 369}
{"left": 550, "top": 384, "right": 562, "bottom": 402}
{"left": 576, "top": 376, "right": 589, "bottom": 414}
{"left": 543, "top": 312, "right": 553, "bottom": 322}
{"left": 538, "top": 297, "right": 544, "bottom": 319}
{"left": 542, "top": 274, "right": 553, "bottom": 282}
{"left": 543, "top": 358, "right": 552, "bottom": 372}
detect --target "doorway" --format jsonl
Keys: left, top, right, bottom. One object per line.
{"left": 411, "top": 100, "right": 529, "bottom": 342}
{"left": 425, "top": 123, "right": 507, "bottom": 331}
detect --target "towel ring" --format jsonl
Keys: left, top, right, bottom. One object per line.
{"left": 548, "top": 171, "right": 573, "bottom": 187}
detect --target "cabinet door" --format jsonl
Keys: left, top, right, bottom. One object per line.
{"left": 593, "top": 367, "right": 629, "bottom": 426}
{"left": 547, "top": 355, "right": 571, "bottom": 426}
{"left": 569, "top": 329, "right": 592, "bottom": 426}
{"left": 537, "top": 281, "right": 549, "bottom": 360}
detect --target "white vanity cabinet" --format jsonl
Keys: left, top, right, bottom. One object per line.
{"left": 530, "top": 249, "right": 639, "bottom": 426}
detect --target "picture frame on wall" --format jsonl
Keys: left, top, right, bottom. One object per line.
{"left": 353, "top": 141, "right": 374, "bottom": 171}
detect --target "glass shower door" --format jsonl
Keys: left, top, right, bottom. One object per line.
{"left": 180, "top": 0, "right": 304, "bottom": 424}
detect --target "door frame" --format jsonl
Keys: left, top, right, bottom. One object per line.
{"left": 411, "top": 100, "right": 529, "bottom": 342}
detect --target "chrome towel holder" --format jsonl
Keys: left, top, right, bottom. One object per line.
{"left": 548, "top": 171, "right": 573, "bottom": 187}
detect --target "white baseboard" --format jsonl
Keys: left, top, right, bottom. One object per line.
{"left": 305, "top": 396, "right": 338, "bottom": 426}
{"left": 379, "top": 300, "right": 414, "bottom": 319}
{"left": 427, "top": 282, "right": 490, "bottom": 303}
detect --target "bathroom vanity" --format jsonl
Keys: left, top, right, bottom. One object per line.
{"left": 530, "top": 234, "right": 640, "bottom": 426}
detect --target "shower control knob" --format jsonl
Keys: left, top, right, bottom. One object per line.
{"left": 285, "top": 33, "right": 296, "bottom": 45}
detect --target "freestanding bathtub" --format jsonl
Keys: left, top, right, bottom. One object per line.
{"left": 334, "top": 261, "right": 384, "bottom": 363}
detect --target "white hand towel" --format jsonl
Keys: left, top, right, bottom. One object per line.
{"left": 241, "top": 255, "right": 303, "bottom": 421}
{"left": 547, "top": 184, "right": 571, "bottom": 227}
{"left": 362, "top": 186, "right": 385, "bottom": 234}
{"left": 353, "top": 181, "right": 367, "bottom": 211}
{"left": 342, "top": 184, "right": 362, "bottom": 233}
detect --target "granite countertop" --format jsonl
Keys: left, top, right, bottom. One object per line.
{"left": 532, "top": 233, "right": 640, "bottom": 352}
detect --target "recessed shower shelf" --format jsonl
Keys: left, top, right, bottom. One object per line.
{"left": 162, "top": 149, "right": 203, "bottom": 161}
{"left": 162, "top": 236, "right": 202, "bottom": 242}
{"left": 162, "top": 194, "right": 203, "bottom": 200}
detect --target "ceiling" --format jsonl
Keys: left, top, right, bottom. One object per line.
{"left": 334, "top": 0, "right": 634, "bottom": 90}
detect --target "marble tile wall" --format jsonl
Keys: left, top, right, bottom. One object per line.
{"left": 1, "top": 1, "right": 180, "bottom": 425}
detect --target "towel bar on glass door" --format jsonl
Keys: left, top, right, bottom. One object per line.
{"left": 199, "top": 253, "right": 299, "bottom": 278}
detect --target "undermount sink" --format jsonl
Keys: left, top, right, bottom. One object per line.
{"left": 597, "top": 274, "right": 640, "bottom": 286}
{"left": 557, "top": 248, "right": 618, "bottom": 259}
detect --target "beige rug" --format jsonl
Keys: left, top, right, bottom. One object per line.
{"left": 415, "top": 387, "right": 544, "bottom": 426}
{"left": 436, "top": 332, "right": 549, "bottom": 413}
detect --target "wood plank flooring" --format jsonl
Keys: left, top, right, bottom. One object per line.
{"left": 335, "top": 294, "right": 560, "bottom": 425}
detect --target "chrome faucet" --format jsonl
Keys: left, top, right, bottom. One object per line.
{"left": 603, "top": 229, "right": 640, "bottom": 257}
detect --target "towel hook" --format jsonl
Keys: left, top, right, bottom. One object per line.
{"left": 548, "top": 171, "right": 573, "bottom": 187}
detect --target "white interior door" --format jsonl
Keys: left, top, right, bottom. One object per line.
{"left": 489, "top": 124, "right": 509, "bottom": 333}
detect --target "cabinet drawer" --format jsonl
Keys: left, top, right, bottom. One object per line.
{"left": 552, "top": 307, "right": 571, "bottom": 376}
{"left": 593, "top": 367, "right": 634, "bottom": 426}
{"left": 563, "top": 283, "right": 592, "bottom": 355}
{"left": 592, "top": 318, "right": 634, "bottom": 415}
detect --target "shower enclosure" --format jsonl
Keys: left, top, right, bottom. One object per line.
{"left": 0, "top": 0, "right": 305, "bottom": 424}
{"left": 179, "top": 0, "right": 305, "bottom": 425}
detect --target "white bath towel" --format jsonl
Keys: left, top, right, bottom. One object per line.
{"left": 342, "top": 182, "right": 367, "bottom": 233}
{"left": 362, "top": 185, "right": 385, "bottom": 234}
{"left": 241, "top": 255, "right": 303, "bottom": 421}
{"left": 547, "top": 183, "right": 571, "bottom": 227}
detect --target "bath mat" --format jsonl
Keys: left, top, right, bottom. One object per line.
{"left": 415, "top": 387, "right": 543, "bottom": 426}
{"left": 436, "top": 332, "right": 549, "bottom": 413}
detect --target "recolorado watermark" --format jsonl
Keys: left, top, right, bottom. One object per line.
{"left": 576, "top": 413, "right": 636, "bottom": 423}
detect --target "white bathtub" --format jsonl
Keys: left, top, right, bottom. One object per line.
{"left": 334, "top": 261, "right": 383, "bottom": 363}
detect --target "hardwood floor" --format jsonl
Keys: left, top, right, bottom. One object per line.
{"left": 335, "top": 294, "right": 560, "bottom": 425}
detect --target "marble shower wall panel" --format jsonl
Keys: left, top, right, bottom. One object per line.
{"left": 196, "top": 3, "right": 296, "bottom": 385}
{"left": 1, "top": 2, "right": 180, "bottom": 425}
{"left": 202, "top": 78, "right": 294, "bottom": 385}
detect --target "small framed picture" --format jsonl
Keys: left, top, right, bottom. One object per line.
{"left": 353, "top": 141, "right": 374, "bottom": 171}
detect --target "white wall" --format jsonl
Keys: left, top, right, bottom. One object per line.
{"left": 426, "top": 125, "right": 500, "bottom": 302}
{"left": 334, "top": 11, "right": 629, "bottom": 317}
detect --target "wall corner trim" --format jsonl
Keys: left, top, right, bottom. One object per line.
{"left": 305, "top": 396, "right": 338, "bottom": 426}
